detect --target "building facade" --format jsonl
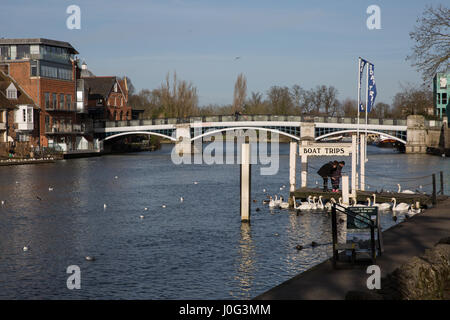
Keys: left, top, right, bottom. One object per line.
{"left": 0, "top": 38, "right": 96, "bottom": 151}
{"left": 433, "top": 72, "right": 449, "bottom": 119}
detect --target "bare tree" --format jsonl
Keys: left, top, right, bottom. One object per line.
{"left": 244, "top": 91, "right": 268, "bottom": 114}
{"left": 267, "top": 86, "right": 294, "bottom": 115}
{"left": 159, "top": 72, "right": 198, "bottom": 118}
{"left": 392, "top": 83, "right": 433, "bottom": 117}
{"left": 233, "top": 73, "right": 247, "bottom": 113}
{"left": 341, "top": 98, "right": 358, "bottom": 117}
{"left": 407, "top": 5, "right": 450, "bottom": 79}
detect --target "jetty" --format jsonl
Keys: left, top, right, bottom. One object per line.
{"left": 255, "top": 196, "right": 450, "bottom": 300}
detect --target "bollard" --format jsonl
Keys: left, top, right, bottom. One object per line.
{"left": 440, "top": 171, "right": 444, "bottom": 195}
{"left": 432, "top": 173, "right": 437, "bottom": 205}
{"left": 289, "top": 141, "right": 297, "bottom": 197}
{"left": 342, "top": 175, "right": 349, "bottom": 205}
{"left": 240, "top": 143, "right": 251, "bottom": 223}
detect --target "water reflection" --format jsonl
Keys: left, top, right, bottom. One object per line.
{"left": 232, "top": 223, "right": 256, "bottom": 299}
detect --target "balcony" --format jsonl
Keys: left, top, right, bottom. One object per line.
{"left": 17, "top": 123, "right": 34, "bottom": 131}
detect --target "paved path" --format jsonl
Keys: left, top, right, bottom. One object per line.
{"left": 255, "top": 198, "right": 450, "bottom": 300}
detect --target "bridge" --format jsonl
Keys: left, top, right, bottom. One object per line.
{"left": 93, "top": 114, "right": 445, "bottom": 154}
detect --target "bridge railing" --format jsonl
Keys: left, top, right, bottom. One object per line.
{"left": 97, "top": 115, "right": 409, "bottom": 128}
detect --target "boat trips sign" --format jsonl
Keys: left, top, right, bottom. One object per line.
{"left": 299, "top": 143, "right": 353, "bottom": 156}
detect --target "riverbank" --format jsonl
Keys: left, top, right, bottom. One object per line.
{"left": 255, "top": 197, "right": 450, "bottom": 300}
{"left": 0, "top": 158, "right": 56, "bottom": 166}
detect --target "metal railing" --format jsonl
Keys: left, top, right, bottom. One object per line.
{"left": 97, "top": 115, "right": 410, "bottom": 128}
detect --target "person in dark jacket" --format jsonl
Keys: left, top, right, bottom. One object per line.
{"left": 330, "top": 161, "right": 345, "bottom": 192}
{"left": 317, "top": 161, "right": 338, "bottom": 192}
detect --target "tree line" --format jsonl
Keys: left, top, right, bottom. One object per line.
{"left": 125, "top": 72, "right": 436, "bottom": 120}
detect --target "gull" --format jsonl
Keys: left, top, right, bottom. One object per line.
{"left": 48, "top": 187, "right": 53, "bottom": 191}
{"left": 162, "top": 204, "right": 166, "bottom": 208}
{"left": 139, "top": 215, "right": 145, "bottom": 219}
{"left": 234, "top": 56, "right": 241, "bottom": 60}
{"left": 1, "top": 200, "right": 4, "bottom": 205}
{"left": 180, "top": 197, "right": 184, "bottom": 202}
{"left": 103, "top": 204, "right": 107, "bottom": 209}
{"left": 144, "top": 207, "right": 148, "bottom": 211}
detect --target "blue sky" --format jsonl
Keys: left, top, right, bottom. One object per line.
{"left": 0, "top": 0, "right": 443, "bottom": 106}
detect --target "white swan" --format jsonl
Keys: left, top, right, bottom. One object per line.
{"left": 350, "top": 198, "right": 367, "bottom": 207}
{"left": 310, "top": 196, "right": 318, "bottom": 210}
{"left": 279, "top": 200, "right": 290, "bottom": 209}
{"left": 292, "top": 196, "right": 312, "bottom": 211}
{"left": 391, "top": 197, "right": 410, "bottom": 212}
{"left": 372, "top": 194, "right": 391, "bottom": 211}
{"left": 316, "top": 196, "right": 325, "bottom": 210}
{"left": 338, "top": 197, "right": 350, "bottom": 208}
{"left": 397, "top": 184, "right": 415, "bottom": 194}
{"left": 268, "top": 196, "right": 277, "bottom": 208}
{"left": 274, "top": 195, "right": 282, "bottom": 206}
{"left": 324, "top": 198, "right": 336, "bottom": 211}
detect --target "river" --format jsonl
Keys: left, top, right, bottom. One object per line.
{"left": 0, "top": 143, "right": 448, "bottom": 299}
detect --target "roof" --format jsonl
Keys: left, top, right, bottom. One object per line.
{"left": 83, "top": 76, "right": 117, "bottom": 100}
{"left": 0, "top": 71, "right": 36, "bottom": 108}
{"left": 0, "top": 38, "right": 78, "bottom": 54}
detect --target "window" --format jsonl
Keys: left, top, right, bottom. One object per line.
{"left": 66, "top": 95, "right": 72, "bottom": 110}
{"left": 45, "top": 115, "right": 50, "bottom": 131}
{"left": 7, "top": 88, "right": 17, "bottom": 99}
{"left": 45, "top": 92, "right": 50, "bottom": 109}
{"left": 60, "top": 94, "right": 64, "bottom": 110}
{"left": 30, "top": 60, "right": 38, "bottom": 76}
{"left": 437, "top": 93, "right": 441, "bottom": 104}
{"left": 443, "top": 93, "right": 448, "bottom": 105}
{"left": 52, "top": 93, "right": 57, "bottom": 109}
{"left": 27, "top": 108, "right": 32, "bottom": 122}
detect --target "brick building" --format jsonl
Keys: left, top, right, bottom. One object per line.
{"left": 79, "top": 63, "right": 131, "bottom": 121}
{"left": 0, "top": 71, "right": 37, "bottom": 144}
{"left": 0, "top": 38, "right": 92, "bottom": 151}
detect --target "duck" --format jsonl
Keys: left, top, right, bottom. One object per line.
{"left": 397, "top": 184, "right": 415, "bottom": 194}
{"left": 391, "top": 197, "right": 410, "bottom": 212}
{"left": 372, "top": 194, "right": 391, "bottom": 211}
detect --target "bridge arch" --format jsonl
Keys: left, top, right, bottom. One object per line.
{"left": 190, "top": 126, "right": 300, "bottom": 142}
{"left": 315, "top": 129, "right": 406, "bottom": 144}
{"left": 102, "top": 131, "right": 177, "bottom": 142}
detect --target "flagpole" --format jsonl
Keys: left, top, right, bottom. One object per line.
{"left": 365, "top": 62, "right": 369, "bottom": 163}
{"left": 357, "top": 57, "right": 361, "bottom": 167}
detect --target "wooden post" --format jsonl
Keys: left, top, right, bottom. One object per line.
{"left": 342, "top": 175, "right": 349, "bottom": 205}
{"left": 351, "top": 134, "right": 357, "bottom": 196}
{"left": 440, "top": 171, "right": 444, "bottom": 195}
{"left": 432, "top": 173, "right": 437, "bottom": 205}
{"left": 240, "top": 143, "right": 251, "bottom": 222}
{"left": 300, "top": 141, "right": 308, "bottom": 188}
{"left": 360, "top": 134, "right": 365, "bottom": 191}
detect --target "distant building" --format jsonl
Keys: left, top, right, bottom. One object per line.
{"left": 79, "top": 64, "right": 131, "bottom": 121}
{"left": 433, "top": 72, "right": 449, "bottom": 119}
{"left": 0, "top": 38, "right": 92, "bottom": 151}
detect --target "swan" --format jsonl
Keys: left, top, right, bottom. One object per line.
{"left": 349, "top": 198, "right": 366, "bottom": 207}
{"left": 268, "top": 196, "right": 277, "bottom": 208}
{"left": 324, "top": 198, "right": 336, "bottom": 211}
{"left": 338, "top": 197, "right": 350, "bottom": 208}
{"left": 372, "top": 194, "right": 391, "bottom": 211}
{"left": 292, "top": 196, "right": 312, "bottom": 211}
{"left": 406, "top": 206, "right": 421, "bottom": 218}
{"left": 279, "top": 201, "right": 290, "bottom": 209}
{"left": 310, "top": 196, "right": 318, "bottom": 210}
{"left": 397, "top": 184, "right": 415, "bottom": 194}
{"left": 316, "top": 196, "right": 324, "bottom": 210}
{"left": 274, "top": 195, "right": 282, "bottom": 206}
{"left": 391, "top": 197, "right": 410, "bottom": 212}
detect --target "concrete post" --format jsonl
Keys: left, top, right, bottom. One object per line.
{"left": 240, "top": 143, "right": 251, "bottom": 223}
{"left": 351, "top": 134, "right": 357, "bottom": 196}
{"left": 406, "top": 115, "right": 427, "bottom": 153}
{"left": 300, "top": 141, "right": 308, "bottom": 188}
{"left": 360, "top": 134, "right": 366, "bottom": 191}
{"left": 289, "top": 141, "right": 297, "bottom": 193}
{"left": 342, "top": 175, "right": 349, "bottom": 205}
{"left": 175, "top": 124, "right": 192, "bottom": 155}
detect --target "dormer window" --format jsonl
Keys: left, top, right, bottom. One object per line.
{"left": 6, "top": 83, "right": 17, "bottom": 99}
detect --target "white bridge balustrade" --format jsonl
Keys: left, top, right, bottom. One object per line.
{"left": 93, "top": 114, "right": 444, "bottom": 154}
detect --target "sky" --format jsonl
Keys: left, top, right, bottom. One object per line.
{"left": 0, "top": 0, "right": 444, "bottom": 106}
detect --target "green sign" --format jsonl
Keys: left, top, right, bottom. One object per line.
{"left": 347, "top": 206, "right": 378, "bottom": 229}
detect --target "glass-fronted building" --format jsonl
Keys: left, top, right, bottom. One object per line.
{"left": 433, "top": 72, "right": 449, "bottom": 119}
